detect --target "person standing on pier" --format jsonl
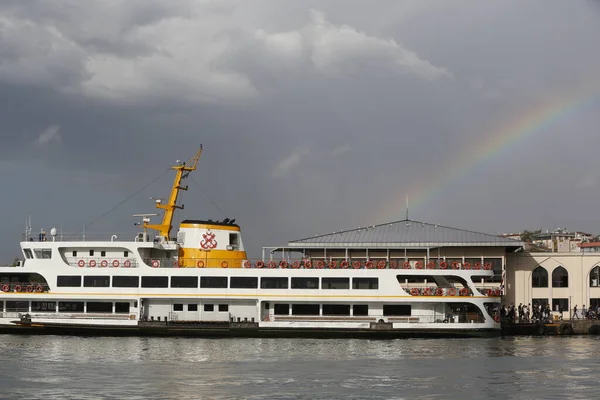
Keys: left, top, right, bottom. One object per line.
{"left": 573, "top": 305, "right": 579, "bottom": 319}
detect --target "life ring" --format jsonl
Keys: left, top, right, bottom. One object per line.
{"left": 89, "top": 260, "right": 96, "bottom": 268}
{"left": 486, "top": 289, "right": 493, "bottom": 296}
{"left": 447, "top": 287, "right": 457, "bottom": 296}
{"left": 304, "top": 261, "right": 312, "bottom": 269}
{"left": 459, "top": 287, "right": 469, "bottom": 296}
{"left": 2, "top": 284, "right": 9, "bottom": 292}
{"left": 415, "top": 261, "right": 423, "bottom": 269}
{"left": 402, "top": 261, "right": 411, "bottom": 269}
{"left": 268, "top": 261, "right": 277, "bottom": 269}
{"left": 124, "top": 260, "right": 132, "bottom": 268}
{"left": 451, "top": 262, "right": 460, "bottom": 270}
{"left": 440, "top": 261, "right": 448, "bottom": 269}
{"left": 316, "top": 260, "right": 325, "bottom": 269}
{"left": 243, "top": 260, "right": 251, "bottom": 268}
{"left": 495, "top": 289, "right": 501, "bottom": 296}
{"left": 77, "top": 259, "right": 85, "bottom": 267}
{"left": 292, "top": 261, "right": 300, "bottom": 269}
{"left": 410, "top": 288, "right": 420, "bottom": 296}
{"left": 36, "top": 285, "right": 43, "bottom": 292}
{"left": 390, "top": 261, "right": 399, "bottom": 269}
{"left": 484, "top": 262, "right": 492, "bottom": 270}
{"left": 474, "top": 262, "right": 482, "bottom": 270}
{"left": 112, "top": 260, "right": 120, "bottom": 268}
{"left": 14, "top": 285, "right": 22, "bottom": 292}
{"left": 328, "top": 260, "right": 337, "bottom": 269}
{"left": 26, "top": 285, "right": 33, "bottom": 292}
{"left": 422, "top": 287, "right": 432, "bottom": 296}
{"left": 366, "top": 261, "right": 374, "bottom": 269}
{"left": 280, "top": 261, "right": 288, "bottom": 269}
{"left": 377, "top": 260, "right": 386, "bottom": 269}
{"left": 493, "top": 315, "right": 500, "bottom": 323}
{"left": 463, "top": 262, "right": 471, "bottom": 270}
{"left": 426, "top": 261, "right": 435, "bottom": 269}
{"left": 100, "top": 260, "right": 108, "bottom": 268}
{"left": 435, "top": 287, "right": 444, "bottom": 296}
{"left": 197, "top": 260, "right": 205, "bottom": 268}
{"left": 340, "top": 260, "right": 349, "bottom": 269}
{"left": 151, "top": 260, "right": 160, "bottom": 268}
{"left": 256, "top": 261, "right": 264, "bottom": 268}
{"left": 352, "top": 261, "right": 361, "bottom": 269}
{"left": 221, "top": 261, "right": 229, "bottom": 268}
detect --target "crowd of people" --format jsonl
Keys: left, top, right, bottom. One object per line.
{"left": 501, "top": 302, "right": 600, "bottom": 323}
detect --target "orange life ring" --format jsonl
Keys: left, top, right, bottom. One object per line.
{"left": 493, "top": 315, "right": 500, "bottom": 323}
{"left": 151, "top": 260, "right": 160, "bottom": 268}
{"left": 197, "top": 260, "right": 205, "bottom": 268}
{"left": 447, "top": 287, "right": 457, "bottom": 296}
{"left": 484, "top": 262, "right": 492, "bottom": 270}
{"left": 426, "top": 261, "right": 435, "bottom": 269}
{"left": 89, "top": 260, "right": 96, "bottom": 268}
{"left": 377, "top": 260, "right": 386, "bottom": 269}
{"left": 435, "top": 288, "right": 444, "bottom": 296}
{"left": 339, "top": 260, "right": 348, "bottom": 269}
{"left": 328, "top": 260, "right": 337, "bottom": 269}
{"left": 316, "top": 260, "right": 325, "bottom": 269}
{"left": 26, "top": 285, "right": 33, "bottom": 292}
{"left": 100, "top": 260, "right": 108, "bottom": 268}
{"left": 124, "top": 260, "right": 132, "bottom": 268}
{"left": 352, "top": 261, "right": 361, "bottom": 269}
{"left": 292, "top": 261, "right": 300, "bottom": 269}
{"left": 486, "top": 289, "right": 493, "bottom": 296}
{"left": 268, "top": 261, "right": 277, "bottom": 269}
{"left": 112, "top": 260, "right": 120, "bottom": 268}
{"left": 451, "top": 262, "right": 459, "bottom": 270}
{"left": 423, "top": 287, "right": 432, "bottom": 296}
{"left": 463, "top": 262, "right": 471, "bottom": 270}
{"left": 77, "top": 259, "right": 85, "bottom": 267}
{"left": 304, "top": 260, "right": 312, "bottom": 269}
{"left": 1, "top": 284, "right": 9, "bottom": 292}
{"left": 390, "top": 261, "right": 399, "bottom": 269}
{"left": 243, "top": 260, "right": 251, "bottom": 268}
{"left": 280, "top": 261, "right": 288, "bottom": 269}
{"left": 36, "top": 285, "right": 43, "bottom": 292}
{"left": 474, "top": 262, "right": 482, "bottom": 270}
{"left": 440, "top": 261, "right": 448, "bottom": 269}
{"left": 459, "top": 288, "right": 469, "bottom": 296}
{"left": 14, "top": 285, "right": 22, "bottom": 292}
{"left": 410, "top": 288, "right": 420, "bottom": 296}
{"left": 256, "top": 261, "right": 264, "bottom": 268}
{"left": 415, "top": 261, "right": 423, "bottom": 269}
{"left": 495, "top": 289, "right": 501, "bottom": 296}
{"left": 402, "top": 261, "right": 411, "bottom": 269}
{"left": 221, "top": 261, "right": 229, "bottom": 268}
{"left": 366, "top": 261, "right": 374, "bottom": 269}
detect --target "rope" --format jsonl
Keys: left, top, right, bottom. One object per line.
{"left": 189, "top": 176, "right": 227, "bottom": 218}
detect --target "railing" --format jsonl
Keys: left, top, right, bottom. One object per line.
{"left": 21, "top": 232, "right": 143, "bottom": 242}
{"left": 241, "top": 259, "right": 495, "bottom": 271}
{"left": 68, "top": 257, "right": 138, "bottom": 268}
{"left": 144, "top": 258, "right": 244, "bottom": 269}
{"left": 268, "top": 313, "right": 485, "bottom": 324}
{"left": 0, "top": 283, "right": 50, "bottom": 293}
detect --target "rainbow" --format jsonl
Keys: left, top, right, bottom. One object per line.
{"left": 371, "top": 84, "right": 600, "bottom": 223}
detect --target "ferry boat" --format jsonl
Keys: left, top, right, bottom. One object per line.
{"left": 0, "top": 147, "right": 513, "bottom": 338}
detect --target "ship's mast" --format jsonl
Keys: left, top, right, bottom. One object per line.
{"left": 145, "top": 145, "right": 203, "bottom": 240}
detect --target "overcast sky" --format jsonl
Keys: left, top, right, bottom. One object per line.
{"left": 2, "top": 0, "right": 600, "bottom": 259}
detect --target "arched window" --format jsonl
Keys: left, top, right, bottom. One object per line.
{"left": 532, "top": 266, "right": 548, "bottom": 288}
{"left": 552, "top": 266, "right": 568, "bottom": 288}
{"left": 591, "top": 266, "right": 600, "bottom": 287}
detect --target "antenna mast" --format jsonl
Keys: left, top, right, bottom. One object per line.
{"left": 406, "top": 196, "right": 409, "bottom": 220}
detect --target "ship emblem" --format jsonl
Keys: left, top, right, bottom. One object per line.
{"left": 200, "top": 230, "right": 217, "bottom": 249}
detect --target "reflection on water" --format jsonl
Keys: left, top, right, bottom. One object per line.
{"left": 0, "top": 335, "right": 599, "bottom": 399}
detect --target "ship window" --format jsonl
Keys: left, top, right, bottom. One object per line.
{"left": 84, "top": 276, "right": 110, "bottom": 287}
{"left": 23, "top": 249, "right": 33, "bottom": 259}
{"left": 292, "top": 304, "right": 320, "bottom": 316}
{"left": 124, "top": 251, "right": 129, "bottom": 257}
{"left": 141, "top": 276, "right": 168, "bottom": 288}
{"left": 352, "top": 278, "right": 378, "bottom": 289}
{"left": 229, "top": 233, "right": 239, "bottom": 249}
{"left": 101, "top": 251, "right": 106, "bottom": 257}
{"left": 173, "top": 303, "right": 183, "bottom": 311}
{"left": 34, "top": 249, "right": 52, "bottom": 259}
{"left": 383, "top": 305, "right": 411, "bottom": 316}
{"left": 112, "top": 276, "right": 139, "bottom": 288}
{"left": 89, "top": 250, "right": 94, "bottom": 256}
{"left": 6, "top": 301, "right": 29, "bottom": 312}
{"left": 323, "top": 304, "right": 350, "bottom": 316}
{"left": 87, "top": 302, "right": 112, "bottom": 313}
{"left": 188, "top": 304, "right": 198, "bottom": 312}
{"left": 59, "top": 301, "right": 84, "bottom": 313}
{"left": 72, "top": 251, "right": 77, "bottom": 257}
{"left": 32, "top": 301, "right": 56, "bottom": 312}
{"left": 230, "top": 277, "right": 258, "bottom": 289}
{"left": 218, "top": 304, "right": 228, "bottom": 312}
{"left": 322, "top": 278, "right": 349, "bottom": 290}
{"left": 115, "top": 302, "right": 130, "bottom": 313}
{"left": 57, "top": 276, "right": 81, "bottom": 287}
{"left": 204, "top": 304, "right": 214, "bottom": 312}
{"left": 274, "top": 303, "right": 289, "bottom": 315}
{"left": 171, "top": 276, "right": 198, "bottom": 288}
{"left": 291, "top": 277, "right": 319, "bottom": 289}
{"left": 261, "top": 277, "right": 288, "bottom": 289}
{"left": 353, "top": 304, "right": 368, "bottom": 316}
{"left": 200, "top": 276, "right": 228, "bottom": 288}
{"left": 484, "top": 258, "right": 503, "bottom": 282}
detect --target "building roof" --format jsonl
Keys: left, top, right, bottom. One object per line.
{"left": 578, "top": 242, "right": 600, "bottom": 248}
{"left": 288, "top": 219, "right": 523, "bottom": 248}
